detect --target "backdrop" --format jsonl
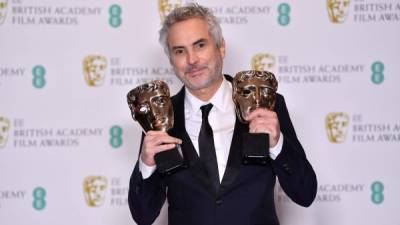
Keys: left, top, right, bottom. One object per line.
{"left": 1, "top": 0, "right": 399, "bottom": 224}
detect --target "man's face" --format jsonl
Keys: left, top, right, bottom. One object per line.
{"left": 326, "top": 113, "right": 349, "bottom": 143}
{"left": 128, "top": 82, "right": 174, "bottom": 132}
{"left": 167, "top": 18, "right": 225, "bottom": 94}
{"left": 0, "top": 117, "right": 10, "bottom": 148}
{"left": 233, "top": 71, "right": 277, "bottom": 123}
{"left": 84, "top": 57, "right": 107, "bottom": 86}
{"left": 0, "top": 0, "right": 8, "bottom": 25}
{"left": 327, "top": 0, "right": 350, "bottom": 23}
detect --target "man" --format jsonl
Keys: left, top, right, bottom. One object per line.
{"left": 128, "top": 4, "right": 317, "bottom": 225}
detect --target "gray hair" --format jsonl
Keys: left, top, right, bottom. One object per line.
{"left": 159, "top": 3, "right": 223, "bottom": 56}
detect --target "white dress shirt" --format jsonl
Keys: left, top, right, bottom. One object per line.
{"left": 139, "top": 77, "right": 283, "bottom": 180}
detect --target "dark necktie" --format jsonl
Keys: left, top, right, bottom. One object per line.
{"left": 199, "top": 103, "right": 220, "bottom": 193}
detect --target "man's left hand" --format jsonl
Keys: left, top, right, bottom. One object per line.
{"left": 245, "top": 108, "right": 280, "bottom": 148}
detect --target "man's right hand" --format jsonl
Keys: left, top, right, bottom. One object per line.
{"left": 141, "top": 130, "right": 182, "bottom": 166}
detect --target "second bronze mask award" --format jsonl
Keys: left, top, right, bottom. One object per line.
{"left": 127, "top": 80, "right": 184, "bottom": 175}
{"left": 232, "top": 70, "right": 278, "bottom": 165}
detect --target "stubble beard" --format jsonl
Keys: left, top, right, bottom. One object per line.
{"left": 175, "top": 57, "right": 224, "bottom": 92}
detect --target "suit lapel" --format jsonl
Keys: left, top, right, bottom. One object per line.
{"left": 218, "top": 117, "right": 247, "bottom": 197}
{"left": 217, "top": 74, "right": 245, "bottom": 197}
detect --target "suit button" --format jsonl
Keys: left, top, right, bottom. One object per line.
{"left": 282, "top": 163, "right": 292, "bottom": 175}
{"left": 216, "top": 199, "right": 223, "bottom": 205}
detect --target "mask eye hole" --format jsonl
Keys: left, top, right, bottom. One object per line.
{"left": 260, "top": 87, "right": 271, "bottom": 97}
{"left": 139, "top": 105, "right": 150, "bottom": 114}
{"left": 153, "top": 96, "right": 167, "bottom": 106}
{"left": 240, "top": 87, "right": 254, "bottom": 97}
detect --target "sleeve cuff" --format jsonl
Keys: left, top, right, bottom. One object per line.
{"left": 269, "top": 132, "right": 284, "bottom": 160}
{"left": 138, "top": 158, "right": 157, "bottom": 179}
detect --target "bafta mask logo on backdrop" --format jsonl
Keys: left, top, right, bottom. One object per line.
{"left": 325, "top": 112, "right": 349, "bottom": 143}
{"left": 83, "top": 176, "right": 108, "bottom": 207}
{"left": 83, "top": 55, "right": 108, "bottom": 87}
{"left": 0, "top": 0, "right": 8, "bottom": 25}
{"left": 158, "top": 0, "right": 181, "bottom": 22}
{"left": 0, "top": 116, "right": 10, "bottom": 149}
{"left": 327, "top": 0, "right": 350, "bottom": 23}
{"left": 251, "top": 53, "right": 276, "bottom": 71}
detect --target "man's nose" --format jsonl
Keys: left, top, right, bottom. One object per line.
{"left": 187, "top": 50, "right": 199, "bottom": 65}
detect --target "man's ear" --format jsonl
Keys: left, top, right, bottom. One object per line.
{"left": 219, "top": 39, "right": 226, "bottom": 58}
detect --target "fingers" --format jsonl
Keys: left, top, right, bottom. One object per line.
{"left": 140, "top": 131, "right": 182, "bottom": 166}
{"left": 245, "top": 108, "right": 280, "bottom": 147}
{"left": 145, "top": 131, "right": 182, "bottom": 145}
{"left": 245, "top": 108, "right": 276, "bottom": 122}
{"left": 248, "top": 119, "right": 277, "bottom": 135}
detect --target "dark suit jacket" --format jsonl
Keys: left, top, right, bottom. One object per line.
{"left": 128, "top": 75, "right": 317, "bottom": 225}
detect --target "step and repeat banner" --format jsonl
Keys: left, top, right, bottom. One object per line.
{"left": 1, "top": 0, "right": 399, "bottom": 224}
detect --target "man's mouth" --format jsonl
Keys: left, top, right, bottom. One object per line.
{"left": 186, "top": 65, "right": 207, "bottom": 77}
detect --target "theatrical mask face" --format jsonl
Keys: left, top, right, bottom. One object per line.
{"left": 127, "top": 80, "right": 174, "bottom": 132}
{"left": 83, "top": 176, "right": 108, "bottom": 207}
{"left": 0, "top": 0, "right": 8, "bottom": 25}
{"left": 325, "top": 112, "right": 349, "bottom": 143}
{"left": 327, "top": 0, "right": 350, "bottom": 23}
{"left": 83, "top": 55, "right": 107, "bottom": 87}
{"left": 158, "top": 0, "right": 181, "bottom": 21}
{"left": 0, "top": 117, "right": 10, "bottom": 148}
{"left": 251, "top": 53, "right": 275, "bottom": 71}
{"left": 232, "top": 70, "right": 278, "bottom": 123}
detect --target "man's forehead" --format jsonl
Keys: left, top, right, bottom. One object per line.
{"left": 167, "top": 18, "right": 211, "bottom": 47}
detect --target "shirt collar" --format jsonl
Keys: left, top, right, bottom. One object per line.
{"left": 184, "top": 76, "right": 233, "bottom": 114}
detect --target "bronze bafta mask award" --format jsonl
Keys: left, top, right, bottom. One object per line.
{"left": 127, "top": 80, "right": 184, "bottom": 175}
{"left": 232, "top": 70, "right": 278, "bottom": 165}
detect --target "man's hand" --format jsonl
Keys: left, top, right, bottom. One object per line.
{"left": 245, "top": 108, "right": 280, "bottom": 148}
{"left": 141, "top": 131, "right": 182, "bottom": 166}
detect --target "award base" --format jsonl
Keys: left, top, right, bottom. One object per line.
{"left": 242, "top": 133, "right": 270, "bottom": 165}
{"left": 154, "top": 144, "right": 185, "bottom": 175}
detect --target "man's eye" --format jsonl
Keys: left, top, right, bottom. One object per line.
{"left": 196, "top": 42, "right": 206, "bottom": 49}
{"left": 261, "top": 88, "right": 270, "bottom": 96}
{"left": 174, "top": 49, "right": 184, "bottom": 55}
